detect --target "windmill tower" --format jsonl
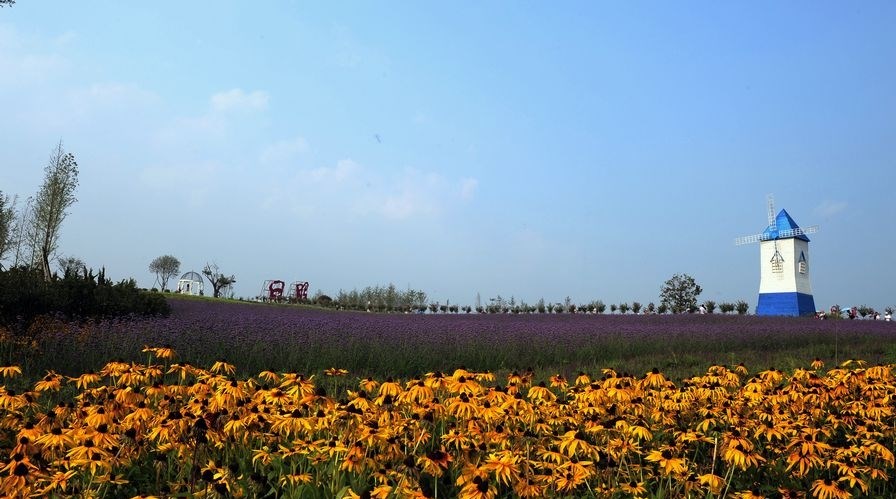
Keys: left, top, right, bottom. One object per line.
{"left": 735, "top": 195, "right": 819, "bottom": 316}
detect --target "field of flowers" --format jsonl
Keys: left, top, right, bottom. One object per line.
{"left": 3, "top": 296, "right": 895, "bottom": 383}
{"left": 0, "top": 345, "right": 894, "bottom": 498}
{"left": 1, "top": 298, "right": 895, "bottom": 497}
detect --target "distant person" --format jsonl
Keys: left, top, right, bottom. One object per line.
{"left": 699, "top": 304, "right": 707, "bottom": 314}
{"left": 886, "top": 311, "right": 892, "bottom": 322}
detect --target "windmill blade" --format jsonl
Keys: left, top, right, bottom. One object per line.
{"left": 767, "top": 194, "right": 776, "bottom": 228}
{"left": 776, "top": 225, "right": 819, "bottom": 239}
{"left": 735, "top": 233, "right": 763, "bottom": 245}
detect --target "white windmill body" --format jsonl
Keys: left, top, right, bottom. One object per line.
{"left": 736, "top": 196, "right": 818, "bottom": 316}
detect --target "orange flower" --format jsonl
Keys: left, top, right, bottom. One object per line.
{"left": 646, "top": 448, "right": 687, "bottom": 476}
{"left": 810, "top": 478, "right": 850, "bottom": 499}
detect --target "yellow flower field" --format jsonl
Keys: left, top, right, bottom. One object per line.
{"left": 0, "top": 347, "right": 893, "bottom": 498}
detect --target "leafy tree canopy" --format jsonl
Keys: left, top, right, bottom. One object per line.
{"left": 660, "top": 273, "right": 703, "bottom": 314}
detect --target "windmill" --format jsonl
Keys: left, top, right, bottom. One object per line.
{"left": 735, "top": 195, "right": 819, "bottom": 316}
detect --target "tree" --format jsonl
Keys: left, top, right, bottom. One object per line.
{"left": 30, "top": 142, "right": 79, "bottom": 281}
{"left": 735, "top": 300, "right": 750, "bottom": 315}
{"left": 0, "top": 191, "right": 16, "bottom": 269}
{"left": 660, "top": 273, "right": 702, "bottom": 314}
{"left": 56, "top": 255, "right": 85, "bottom": 276}
{"left": 703, "top": 300, "right": 716, "bottom": 314}
{"left": 202, "top": 262, "right": 235, "bottom": 298}
{"left": 632, "top": 301, "right": 642, "bottom": 314}
{"left": 618, "top": 302, "right": 630, "bottom": 314}
{"left": 0, "top": 1, "right": 16, "bottom": 7}
{"left": 149, "top": 255, "right": 181, "bottom": 291}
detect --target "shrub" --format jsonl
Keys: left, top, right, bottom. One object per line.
{"left": 735, "top": 300, "right": 750, "bottom": 315}
{"left": 0, "top": 266, "right": 169, "bottom": 334}
{"left": 314, "top": 294, "right": 333, "bottom": 306}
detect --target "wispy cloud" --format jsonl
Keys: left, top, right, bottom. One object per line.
{"left": 309, "top": 159, "right": 358, "bottom": 183}
{"left": 259, "top": 160, "right": 471, "bottom": 222}
{"left": 814, "top": 200, "right": 848, "bottom": 218}
{"left": 375, "top": 169, "right": 442, "bottom": 220}
{"left": 330, "top": 24, "right": 391, "bottom": 71}
{"left": 259, "top": 136, "right": 309, "bottom": 164}
{"left": 156, "top": 88, "right": 270, "bottom": 147}
{"left": 459, "top": 177, "right": 478, "bottom": 201}
{"left": 67, "top": 82, "right": 160, "bottom": 117}
{"left": 138, "top": 160, "right": 221, "bottom": 207}
{"left": 210, "top": 88, "right": 269, "bottom": 113}
{"left": 0, "top": 24, "right": 70, "bottom": 88}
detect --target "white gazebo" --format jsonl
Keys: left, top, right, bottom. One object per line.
{"left": 176, "top": 271, "right": 204, "bottom": 296}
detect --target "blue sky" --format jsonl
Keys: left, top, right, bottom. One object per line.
{"left": 2, "top": 2, "right": 894, "bottom": 311}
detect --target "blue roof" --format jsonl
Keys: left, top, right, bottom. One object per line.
{"left": 760, "top": 209, "right": 810, "bottom": 242}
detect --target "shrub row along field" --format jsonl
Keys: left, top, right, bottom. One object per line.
{"left": 0, "top": 347, "right": 893, "bottom": 498}
{"left": 3, "top": 296, "right": 895, "bottom": 383}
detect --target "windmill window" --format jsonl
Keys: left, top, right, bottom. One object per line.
{"left": 798, "top": 251, "right": 807, "bottom": 274}
{"left": 770, "top": 250, "right": 784, "bottom": 273}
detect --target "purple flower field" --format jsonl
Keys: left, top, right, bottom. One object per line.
{"left": 23, "top": 297, "right": 896, "bottom": 380}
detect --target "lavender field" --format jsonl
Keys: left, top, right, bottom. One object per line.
{"left": 9, "top": 296, "right": 896, "bottom": 382}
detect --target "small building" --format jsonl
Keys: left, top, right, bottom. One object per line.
{"left": 736, "top": 196, "right": 819, "bottom": 316}
{"left": 176, "top": 271, "right": 204, "bottom": 296}
{"left": 756, "top": 210, "right": 816, "bottom": 316}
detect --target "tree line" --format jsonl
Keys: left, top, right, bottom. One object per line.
{"left": 1, "top": 142, "right": 79, "bottom": 279}
{"left": 0, "top": 142, "right": 168, "bottom": 332}
{"left": 310, "top": 274, "right": 751, "bottom": 315}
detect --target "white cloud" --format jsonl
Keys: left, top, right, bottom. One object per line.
{"left": 67, "top": 82, "right": 160, "bottom": 116}
{"left": 156, "top": 114, "right": 227, "bottom": 145}
{"left": 309, "top": 159, "right": 358, "bottom": 183}
{"left": 413, "top": 112, "right": 430, "bottom": 124}
{"left": 138, "top": 160, "right": 220, "bottom": 207}
{"left": 210, "top": 88, "right": 269, "bottom": 113}
{"left": 814, "top": 200, "right": 848, "bottom": 218}
{"left": 460, "top": 177, "right": 478, "bottom": 200}
{"left": 259, "top": 136, "right": 309, "bottom": 164}
{"left": 331, "top": 24, "right": 391, "bottom": 71}
{"left": 52, "top": 30, "right": 78, "bottom": 47}
{"left": 0, "top": 24, "right": 70, "bottom": 88}
{"left": 373, "top": 169, "right": 442, "bottom": 220}
{"left": 259, "top": 161, "right": 469, "bottom": 221}
{"left": 156, "top": 88, "right": 270, "bottom": 147}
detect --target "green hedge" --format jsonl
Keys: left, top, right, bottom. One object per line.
{"left": 0, "top": 266, "right": 169, "bottom": 333}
